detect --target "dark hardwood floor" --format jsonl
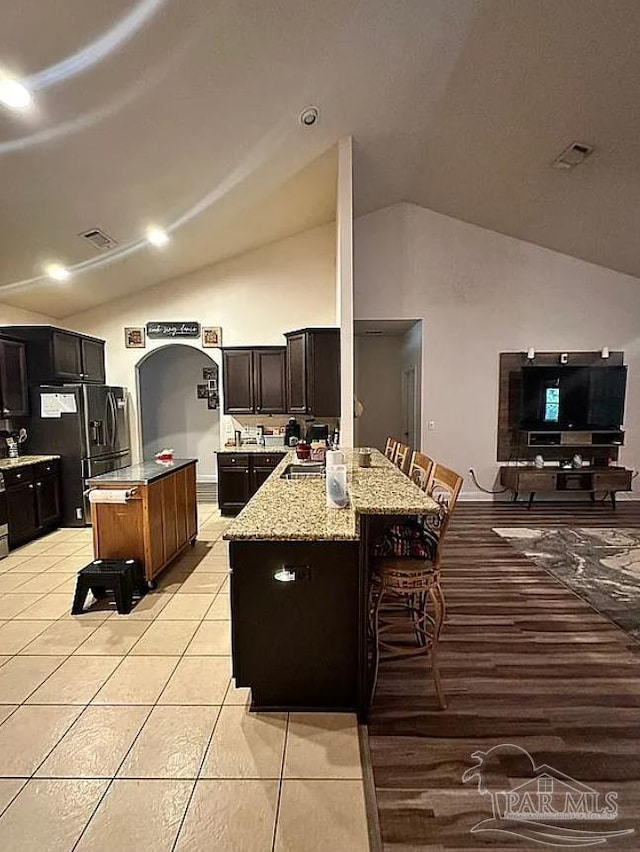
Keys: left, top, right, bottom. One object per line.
{"left": 367, "top": 501, "right": 640, "bottom": 850}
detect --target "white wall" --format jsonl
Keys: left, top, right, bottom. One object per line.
{"left": 0, "top": 303, "right": 55, "bottom": 324}
{"left": 355, "top": 203, "right": 640, "bottom": 497}
{"left": 139, "top": 345, "right": 220, "bottom": 479}
{"left": 354, "top": 334, "right": 403, "bottom": 451}
{"left": 65, "top": 224, "right": 337, "bottom": 461}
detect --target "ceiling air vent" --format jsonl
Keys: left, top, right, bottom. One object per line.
{"left": 79, "top": 227, "right": 118, "bottom": 251}
{"left": 552, "top": 142, "right": 594, "bottom": 170}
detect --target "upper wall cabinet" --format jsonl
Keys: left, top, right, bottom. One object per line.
{"left": 0, "top": 338, "right": 29, "bottom": 417}
{"left": 222, "top": 347, "right": 287, "bottom": 415}
{"left": 285, "top": 328, "right": 340, "bottom": 417}
{"left": 1, "top": 326, "right": 106, "bottom": 385}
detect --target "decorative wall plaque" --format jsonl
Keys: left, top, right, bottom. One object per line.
{"left": 146, "top": 321, "right": 200, "bottom": 339}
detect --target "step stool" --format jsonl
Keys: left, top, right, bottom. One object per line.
{"left": 72, "top": 558, "right": 146, "bottom": 616}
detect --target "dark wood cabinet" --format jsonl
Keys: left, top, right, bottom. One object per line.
{"left": 52, "top": 331, "right": 83, "bottom": 380}
{"left": 222, "top": 350, "right": 254, "bottom": 414}
{"left": 230, "top": 539, "right": 360, "bottom": 710}
{"left": 217, "top": 452, "right": 284, "bottom": 515}
{"left": 80, "top": 337, "right": 106, "bottom": 383}
{"left": 285, "top": 328, "right": 340, "bottom": 417}
{"left": 0, "top": 338, "right": 28, "bottom": 417}
{"left": 217, "top": 454, "right": 251, "bottom": 515}
{"left": 0, "top": 326, "right": 106, "bottom": 384}
{"left": 222, "top": 347, "right": 286, "bottom": 415}
{"left": 6, "top": 460, "right": 61, "bottom": 548}
{"left": 7, "top": 481, "right": 38, "bottom": 548}
{"left": 35, "top": 474, "right": 61, "bottom": 529}
{"left": 254, "top": 349, "right": 286, "bottom": 414}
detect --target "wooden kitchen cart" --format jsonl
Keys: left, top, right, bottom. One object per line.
{"left": 87, "top": 459, "right": 198, "bottom": 586}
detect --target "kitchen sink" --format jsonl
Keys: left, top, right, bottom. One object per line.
{"left": 280, "top": 463, "right": 326, "bottom": 480}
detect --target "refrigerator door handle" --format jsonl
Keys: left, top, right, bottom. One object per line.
{"left": 111, "top": 393, "right": 119, "bottom": 449}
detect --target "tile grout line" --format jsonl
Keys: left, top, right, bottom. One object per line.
{"left": 0, "top": 517, "right": 230, "bottom": 845}
{"left": 271, "top": 712, "right": 290, "bottom": 852}
{"left": 71, "top": 539, "right": 226, "bottom": 852}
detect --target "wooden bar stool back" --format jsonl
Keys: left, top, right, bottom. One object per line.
{"left": 384, "top": 437, "right": 398, "bottom": 462}
{"left": 395, "top": 442, "right": 410, "bottom": 473}
{"left": 369, "top": 502, "right": 454, "bottom": 709}
{"left": 408, "top": 451, "right": 434, "bottom": 492}
{"left": 429, "top": 463, "right": 463, "bottom": 511}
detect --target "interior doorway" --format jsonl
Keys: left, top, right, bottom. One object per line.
{"left": 136, "top": 344, "right": 220, "bottom": 482}
{"left": 354, "top": 319, "right": 422, "bottom": 452}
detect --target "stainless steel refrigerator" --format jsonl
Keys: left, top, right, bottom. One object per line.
{"left": 28, "top": 384, "right": 131, "bottom": 526}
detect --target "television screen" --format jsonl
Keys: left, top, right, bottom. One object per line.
{"left": 519, "top": 365, "right": 626, "bottom": 430}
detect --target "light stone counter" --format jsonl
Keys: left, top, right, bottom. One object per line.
{"left": 218, "top": 445, "right": 287, "bottom": 453}
{"left": 224, "top": 449, "right": 439, "bottom": 541}
{"left": 0, "top": 454, "right": 60, "bottom": 471}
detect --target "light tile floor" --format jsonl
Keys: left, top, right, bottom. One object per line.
{"left": 0, "top": 504, "right": 369, "bottom": 851}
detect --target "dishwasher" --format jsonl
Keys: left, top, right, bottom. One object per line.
{"left": 0, "top": 473, "right": 8, "bottom": 559}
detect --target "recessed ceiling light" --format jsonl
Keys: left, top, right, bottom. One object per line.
{"left": 146, "top": 226, "right": 169, "bottom": 247}
{"left": 299, "top": 106, "right": 319, "bottom": 127}
{"left": 45, "top": 263, "right": 71, "bottom": 281}
{"left": 0, "top": 78, "right": 33, "bottom": 110}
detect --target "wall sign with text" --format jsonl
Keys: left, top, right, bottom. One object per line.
{"left": 146, "top": 321, "right": 201, "bottom": 339}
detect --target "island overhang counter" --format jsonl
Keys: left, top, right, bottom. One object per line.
{"left": 224, "top": 450, "right": 438, "bottom": 719}
{"left": 87, "top": 458, "right": 198, "bottom": 587}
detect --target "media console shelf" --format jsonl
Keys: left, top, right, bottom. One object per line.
{"left": 499, "top": 465, "right": 632, "bottom": 509}
{"left": 523, "top": 430, "right": 624, "bottom": 448}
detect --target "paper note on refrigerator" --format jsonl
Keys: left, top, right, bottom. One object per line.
{"left": 57, "top": 394, "right": 77, "bottom": 413}
{"left": 40, "top": 394, "right": 62, "bottom": 418}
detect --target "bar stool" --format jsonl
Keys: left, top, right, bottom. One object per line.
{"left": 368, "top": 465, "right": 464, "bottom": 709}
{"left": 368, "top": 506, "right": 449, "bottom": 708}
{"left": 408, "top": 451, "right": 434, "bottom": 491}
{"left": 384, "top": 437, "right": 398, "bottom": 462}
{"left": 395, "top": 442, "right": 410, "bottom": 473}
{"left": 429, "top": 462, "right": 463, "bottom": 508}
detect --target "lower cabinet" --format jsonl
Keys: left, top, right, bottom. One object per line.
{"left": 6, "top": 460, "right": 61, "bottom": 548}
{"left": 230, "top": 539, "right": 360, "bottom": 710}
{"left": 217, "top": 453, "right": 285, "bottom": 516}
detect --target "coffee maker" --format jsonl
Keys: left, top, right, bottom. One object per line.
{"left": 284, "top": 418, "right": 301, "bottom": 446}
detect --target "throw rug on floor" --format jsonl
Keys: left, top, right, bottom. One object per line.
{"left": 493, "top": 527, "right": 640, "bottom": 642}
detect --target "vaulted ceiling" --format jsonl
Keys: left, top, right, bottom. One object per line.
{"left": 1, "top": 0, "right": 639, "bottom": 318}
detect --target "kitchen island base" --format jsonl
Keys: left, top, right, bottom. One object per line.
{"left": 230, "top": 539, "right": 362, "bottom": 713}
{"left": 88, "top": 459, "right": 198, "bottom": 586}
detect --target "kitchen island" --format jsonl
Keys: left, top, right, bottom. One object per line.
{"left": 87, "top": 458, "right": 197, "bottom": 586}
{"left": 224, "top": 449, "right": 438, "bottom": 719}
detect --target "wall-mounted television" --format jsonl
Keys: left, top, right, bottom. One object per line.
{"left": 519, "top": 365, "right": 627, "bottom": 430}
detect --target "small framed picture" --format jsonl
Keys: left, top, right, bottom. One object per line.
{"left": 207, "top": 378, "right": 218, "bottom": 391}
{"left": 196, "top": 383, "right": 208, "bottom": 399}
{"left": 207, "top": 391, "right": 219, "bottom": 410}
{"left": 202, "top": 326, "right": 222, "bottom": 348}
{"left": 202, "top": 366, "right": 217, "bottom": 380}
{"left": 125, "top": 327, "right": 145, "bottom": 348}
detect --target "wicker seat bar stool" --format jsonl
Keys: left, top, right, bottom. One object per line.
{"left": 394, "top": 442, "right": 411, "bottom": 473}
{"left": 384, "top": 437, "right": 399, "bottom": 462}
{"left": 369, "top": 505, "right": 450, "bottom": 709}
{"left": 408, "top": 451, "right": 434, "bottom": 491}
{"left": 368, "top": 464, "right": 464, "bottom": 710}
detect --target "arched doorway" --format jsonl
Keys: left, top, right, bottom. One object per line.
{"left": 136, "top": 344, "right": 220, "bottom": 487}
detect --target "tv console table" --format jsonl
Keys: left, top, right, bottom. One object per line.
{"left": 499, "top": 466, "right": 632, "bottom": 509}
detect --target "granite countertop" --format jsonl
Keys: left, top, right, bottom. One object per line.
{"left": 218, "top": 445, "right": 287, "bottom": 453}
{"left": 224, "top": 449, "right": 439, "bottom": 542}
{"left": 0, "top": 454, "right": 60, "bottom": 471}
{"left": 87, "top": 458, "right": 197, "bottom": 486}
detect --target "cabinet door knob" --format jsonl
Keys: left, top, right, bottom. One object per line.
{"left": 28, "top": 483, "right": 34, "bottom": 490}
{"left": 16, "top": 473, "right": 22, "bottom": 479}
